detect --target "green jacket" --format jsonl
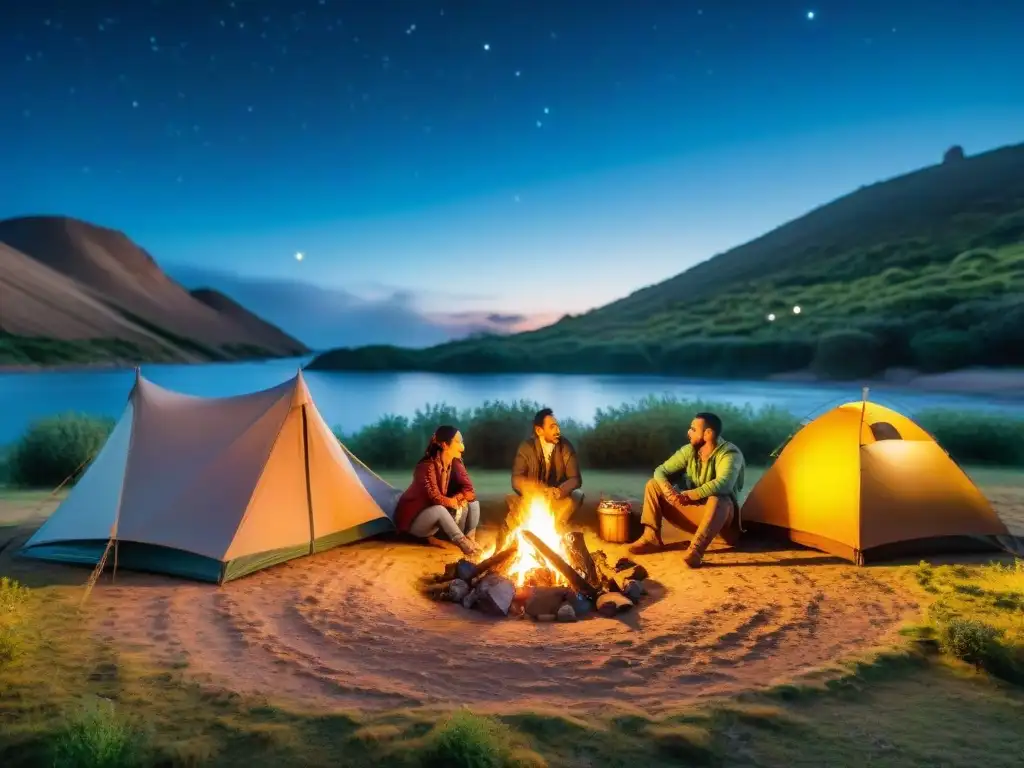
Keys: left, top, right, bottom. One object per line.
{"left": 653, "top": 437, "right": 745, "bottom": 500}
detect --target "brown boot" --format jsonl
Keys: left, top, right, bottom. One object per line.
{"left": 627, "top": 526, "right": 664, "bottom": 555}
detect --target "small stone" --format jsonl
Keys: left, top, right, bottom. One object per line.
{"left": 446, "top": 579, "right": 470, "bottom": 602}
{"left": 462, "top": 589, "right": 478, "bottom": 610}
{"left": 622, "top": 579, "right": 644, "bottom": 602}
{"left": 556, "top": 603, "right": 577, "bottom": 622}
{"left": 622, "top": 564, "right": 648, "bottom": 582}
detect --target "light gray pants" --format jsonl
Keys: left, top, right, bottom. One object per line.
{"left": 408, "top": 500, "right": 480, "bottom": 540}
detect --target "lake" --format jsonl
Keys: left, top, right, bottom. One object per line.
{"left": 1, "top": 356, "right": 1022, "bottom": 444}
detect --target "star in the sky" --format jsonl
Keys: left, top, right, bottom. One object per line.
{"left": 807, "top": 11, "right": 815, "bottom": 20}
{"left": 483, "top": 43, "right": 490, "bottom": 51}
{"left": 295, "top": 251, "right": 304, "bottom": 262}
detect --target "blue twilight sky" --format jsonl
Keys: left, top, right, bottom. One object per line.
{"left": 2, "top": 1, "right": 1023, "bottom": 349}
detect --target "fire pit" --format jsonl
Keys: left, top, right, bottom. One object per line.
{"left": 426, "top": 493, "right": 650, "bottom": 621}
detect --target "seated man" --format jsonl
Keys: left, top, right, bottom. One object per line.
{"left": 628, "top": 411, "right": 745, "bottom": 568}
{"left": 498, "top": 408, "right": 584, "bottom": 546}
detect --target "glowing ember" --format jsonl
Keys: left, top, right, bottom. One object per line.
{"left": 478, "top": 493, "right": 569, "bottom": 588}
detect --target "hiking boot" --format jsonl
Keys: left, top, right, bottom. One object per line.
{"left": 627, "top": 527, "right": 664, "bottom": 555}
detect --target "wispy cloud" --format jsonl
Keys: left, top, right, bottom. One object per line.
{"left": 167, "top": 264, "right": 555, "bottom": 350}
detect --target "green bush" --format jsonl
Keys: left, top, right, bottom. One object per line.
{"left": 6, "top": 413, "right": 115, "bottom": 488}
{"left": 915, "top": 409, "right": 1024, "bottom": 466}
{"left": 811, "top": 330, "right": 884, "bottom": 380}
{"left": 51, "top": 698, "right": 150, "bottom": 768}
{"left": 910, "top": 330, "right": 976, "bottom": 372}
{"left": 339, "top": 400, "right": 585, "bottom": 470}
{"left": 579, "top": 396, "right": 797, "bottom": 470}
{"left": 420, "top": 709, "right": 514, "bottom": 768}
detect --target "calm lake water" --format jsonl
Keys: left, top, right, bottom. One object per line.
{"left": 1, "top": 356, "right": 1022, "bottom": 444}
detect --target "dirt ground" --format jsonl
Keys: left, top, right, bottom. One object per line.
{"left": 2, "top": 488, "right": 1021, "bottom": 715}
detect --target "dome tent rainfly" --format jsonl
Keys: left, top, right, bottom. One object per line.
{"left": 18, "top": 369, "right": 400, "bottom": 583}
{"left": 741, "top": 399, "right": 1023, "bottom": 565}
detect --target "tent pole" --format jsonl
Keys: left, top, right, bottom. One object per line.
{"left": 858, "top": 386, "right": 869, "bottom": 446}
{"left": 301, "top": 404, "right": 315, "bottom": 556}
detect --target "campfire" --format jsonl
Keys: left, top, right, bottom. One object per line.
{"left": 427, "top": 492, "right": 650, "bottom": 621}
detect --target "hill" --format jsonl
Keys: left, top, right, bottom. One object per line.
{"left": 0, "top": 216, "right": 309, "bottom": 367}
{"left": 308, "top": 142, "right": 1024, "bottom": 380}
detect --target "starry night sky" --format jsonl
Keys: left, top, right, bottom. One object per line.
{"left": 3, "top": 1, "right": 1023, "bottom": 349}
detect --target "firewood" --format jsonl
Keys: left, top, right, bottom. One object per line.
{"left": 596, "top": 592, "right": 635, "bottom": 617}
{"left": 521, "top": 531, "right": 599, "bottom": 600}
{"left": 562, "top": 532, "right": 600, "bottom": 589}
{"left": 592, "top": 555, "right": 624, "bottom": 593}
{"left": 468, "top": 541, "right": 519, "bottom": 587}
{"left": 475, "top": 574, "right": 516, "bottom": 616}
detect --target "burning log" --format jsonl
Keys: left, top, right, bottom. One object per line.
{"left": 562, "top": 532, "right": 600, "bottom": 588}
{"left": 472, "top": 540, "right": 519, "bottom": 580}
{"left": 521, "top": 530, "right": 599, "bottom": 601}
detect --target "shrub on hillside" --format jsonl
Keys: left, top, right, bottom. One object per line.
{"left": 910, "top": 329, "right": 975, "bottom": 372}
{"left": 7, "top": 413, "right": 115, "bottom": 488}
{"left": 811, "top": 330, "right": 884, "bottom": 380}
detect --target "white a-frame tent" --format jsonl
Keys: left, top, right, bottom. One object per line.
{"left": 19, "top": 370, "right": 399, "bottom": 583}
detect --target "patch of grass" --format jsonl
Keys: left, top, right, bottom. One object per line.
{"left": 911, "top": 559, "right": 1024, "bottom": 685}
{"left": 0, "top": 576, "right": 30, "bottom": 667}
{"left": 417, "top": 709, "right": 515, "bottom": 768}
{"left": 50, "top": 697, "right": 150, "bottom": 768}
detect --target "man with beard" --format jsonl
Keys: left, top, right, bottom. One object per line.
{"left": 627, "top": 411, "right": 746, "bottom": 568}
{"left": 496, "top": 408, "right": 584, "bottom": 550}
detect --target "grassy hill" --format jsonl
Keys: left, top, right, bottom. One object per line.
{"left": 308, "top": 142, "right": 1024, "bottom": 380}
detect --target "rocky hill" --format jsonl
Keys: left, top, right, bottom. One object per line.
{"left": 0, "top": 216, "right": 309, "bottom": 367}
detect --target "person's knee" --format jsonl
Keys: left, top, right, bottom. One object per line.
{"left": 644, "top": 478, "right": 659, "bottom": 495}
{"left": 570, "top": 488, "right": 584, "bottom": 505}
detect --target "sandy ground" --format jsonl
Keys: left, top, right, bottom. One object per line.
{"left": 3, "top": 493, "right": 1022, "bottom": 715}
{"left": 85, "top": 534, "right": 923, "bottom": 714}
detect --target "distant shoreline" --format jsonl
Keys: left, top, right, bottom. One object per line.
{"left": 2, "top": 360, "right": 1023, "bottom": 399}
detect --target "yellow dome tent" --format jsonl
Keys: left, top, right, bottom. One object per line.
{"left": 740, "top": 399, "right": 1021, "bottom": 565}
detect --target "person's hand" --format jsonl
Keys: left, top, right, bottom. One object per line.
{"left": 545, "top": 486, "right": 561, "bottom": 500}
{"left": 679, "top": 489, "right": 701, "bottom": 504}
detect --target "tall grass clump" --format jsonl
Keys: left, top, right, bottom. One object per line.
{"left": 51, "top": 697, "right": 151, "bottom": 768}
{"left": 6, "top": 413, "right": 115, "bottom": 488}
{"left": 419, "top": 709, "right": 514, "bottom": 768}
{"left": 0, "top": 576, "right": 31, "bottom": 667}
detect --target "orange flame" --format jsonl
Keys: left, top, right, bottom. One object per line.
{"left": 477, "top": 493, "right": 569, "bottom": 588}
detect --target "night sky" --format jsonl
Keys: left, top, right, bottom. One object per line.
{"left": 3, "top": 1, "right": 1023, "bottom": 349}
